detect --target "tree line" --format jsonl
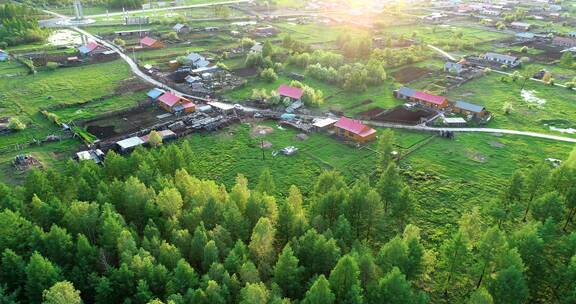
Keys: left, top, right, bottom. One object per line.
{"left": 0, "top": 132, "right": 575, "bottom": 303}
{"left": 0, "top": 4, "right": 48, "bottom": 47}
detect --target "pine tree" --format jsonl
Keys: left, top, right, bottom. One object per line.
{"left": 256, "top": 168, "right": 276, "bottom": 195}
{"left": 203, "top": 240, "right": 220, "bottom": 272}
{"left": 468, "top": 287, "right": 493, "bottom": 304}
{"left": 371, "top": 267, "right": 427, "bottom": 304}
{"left": 249, "top": 217, "right": 276, "bottom": 278}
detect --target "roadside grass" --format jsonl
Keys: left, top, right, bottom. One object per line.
{"left": 0, "top": 61, "right": 28, "bottom": 76}
{"left": 52, "top": 92, "right": 148, "bottom": 122}
{"left": 447, "top": 72, "right": 576, "bottom": 137}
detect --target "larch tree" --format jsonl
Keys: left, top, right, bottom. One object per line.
{"left": 468, "top": 287, "right": 493, "bottom": 304}
{"left": 273, "top": 244, "right": 303, "bottom": 299}
{"left": 25, "top": 252, "right": 62, "bottom": 303}
{"left": 328, "top": 255, "right": 364, "bottom": 304}
{"left": 301, "top": 275, "right": 335, "bottom": 304}
{"left": 249, "top": 217, "right": 276, "bottom": 278}
{"left": 42, "top": 281, "right": 81, "bottom": 304}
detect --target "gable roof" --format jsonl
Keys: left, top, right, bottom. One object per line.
{"left": 335, "top": 117, "right": 376, "bottom": 137}
{"left": 277, "top": 85, "right": 304, "bottom": 99}
{"left": 186, "top": 52, "right": 205, "bottom": 63}
{"left": 484, "top": 52, "right": 518, "bottom": 62}
{"left": 158, "top": 92, "right": 183, "bottom": 107}
{"left": 140, "top": 36, "right": 158, "bottom": 47}
{"left": 397, "top": 87, "right": 417, "bottom": 98}
{"left": 455, "top": 101, "right": 485, "bottom": 113}
{"left": 78, "top": 42, "right": 101, "bottom": 54}
{"left": 414, "top": 91, "right": 447, "bottom": 105}
{"left": 147, "top": 88, "right": 165, "bottom": 100}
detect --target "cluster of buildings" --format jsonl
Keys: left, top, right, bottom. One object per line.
{"left": 394, "top": 86, "right": 489, "bottom": 124}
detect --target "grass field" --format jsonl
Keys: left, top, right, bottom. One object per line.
{"left": 0, "top": 60, "right": 134, "bottom": 147}
{"left": 447, "top": 72, "right": 576, "bottom": 137}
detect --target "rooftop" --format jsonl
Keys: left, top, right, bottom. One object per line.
{"left": 334, "top": 117, "right": 376, "bottom": 137}
{"left": 140, "top": 36, "right": 158, "bottom": 47}
{"left": 158, "top": 92, "right": 183, "bottom": 107}
{"left": 455, "top": 101, "right": 485, "bottom": 113}
{"left": 117, "top": 137, "right": 145, "bottom": 149}
{"left": 278, "top": 85, "right": 304, "bottom": 100}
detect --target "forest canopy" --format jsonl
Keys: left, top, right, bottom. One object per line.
{"left": 0, "top": 134, "right": 574, "bottom": 304}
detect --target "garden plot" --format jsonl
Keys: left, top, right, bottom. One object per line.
{"left": 392, "top": 66, "right": 432, "bottom": 84}
{"left": 47, "top": 30, "right": 82, "bottom": 47}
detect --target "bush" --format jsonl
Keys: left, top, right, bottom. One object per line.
{"left": 7, "top": 117, "right": 25, "bottom": 130}
{"left": 113, "top": 38, "right": 126, "bottom": 46}
{"left": 46, "top": 62, "right": 58, "bottom": 71}
{"left": 502, "top": 102, "right": 513, "bottom": 115}
{"left": 260, "top": 68, "right": 278, "bottom": 83}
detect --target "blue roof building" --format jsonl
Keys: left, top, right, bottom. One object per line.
{"left": 147, "top": 88, "right": 165, "bottom": 100}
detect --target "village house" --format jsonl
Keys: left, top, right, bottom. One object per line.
{"left": 482, "top": 52, "right": 521, "bottom": 67}
{"left": 452, "top": 101, "right": 489, "bottom": 119}
{"left": 0, "top": 50, "right": 8, "bottom": 62}
{"left": 140, "top": 37, "right": 165, "bottom": 49}
{"left": 173, "top": 23, "right": 191, "bottom": 34}
{"left": 157, "top": 92, "right": 195, "bottom": 113}
{"left": 444, "top": 61, "right": 464, "bottom": 75}
{"left": 140, "top": 129, "right": 177, "bottom": 144}
{"left": 78, "top": 42, "right": 108, "bottom": 56}
{"left": 510, "top": 22, "right": 532, "bottom": 31}
{"left": 394, "top": 87, "right": 449, "bottom": 109}
{"left": 333, "top": 117, "right": 377, "bottom": 143}
{"left": 278, "top": 85, "right": 304, "bottom": 102}
{"left": 552, "top": 36, "right": 576, "bottom": 48}
{"left": 185, "top": 53, "right": 210, "bottom": 68}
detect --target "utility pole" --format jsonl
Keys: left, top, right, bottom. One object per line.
{"left": 261, "top": 140, "right": 265, "bottom": 160}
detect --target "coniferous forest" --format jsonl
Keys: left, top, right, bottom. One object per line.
{"left": 0, "top": 136, "right": 575, "bottom": 304}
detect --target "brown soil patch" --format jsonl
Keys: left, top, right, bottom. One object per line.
{"left": 392, "top": 66, "right": 431, "bottom": 83}
{"left": 233, "top": 67, "right": 258, "bottom": 77}
{"left": 346, "top": 99, "right": 373, "bottom": 110}
{"left": 355, "top": 107, "right": 387, "bottom": 120}
{"left": 375, "top": 106, "right": 436, "bottom": 125}
{"left": 251, "top": 125, "right": 274, "bottom": 137}
{"left": 115, "top": 77, "right": 152, "bottom": 94}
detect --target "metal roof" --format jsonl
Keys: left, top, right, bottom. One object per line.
{"left": 147, "top": 88, "right": 165, "bottom": 99}
{"left": 444, "top": 117, "right": 467, "bottom": 124}
{"left": 397, "top": 87, "right": 417, "bottom": 98}
{"left": 117, "top": 137, "right": 144, "bottom": 149}
{"left": 455, "top": 101, "right": 485, "bottom": 113}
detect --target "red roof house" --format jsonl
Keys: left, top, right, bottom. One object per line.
{"left": 413, "top": 91, "right": 448, "bottom": 108}
{"left": 278, "top": 85, "right": 304, "bottom": 100}
{"left": 78, "top": 42, "right": 106, "bottom": 55}
{"left": 140, "top": 36, "right": 165, "bottom": 49}
{"left": 158, "top": 92, "right": 194, "bottom": 113}
{"left": 334, "top": 117, "right": 377, "bottom": 143}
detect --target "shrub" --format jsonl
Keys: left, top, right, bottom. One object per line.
{"left": 7, "top": 117, "right": 25, "bottom": 130}
{"left": 46, "top": 62, "right": 58, "bottom": 71}
{"left": 260, "top": 68, "right": 278, "bottom": 83}
{"left": 113, "top": 38, "right": 126, "bottom": 46}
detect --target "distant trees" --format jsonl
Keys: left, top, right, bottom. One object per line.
{"left": 0, "top": 4, "right": 48, "bottom": 46}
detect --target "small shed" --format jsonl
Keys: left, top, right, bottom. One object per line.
{"left": 75, "top": 149, "right": 105, "bottom": 164}
{"left": 117, "top": 137, "right": 145, "bottom": 153}
{"left": 208, "top": 101, "right": 235, "bottom": 114}
{"left": 444, "top": 117, "right": 467, "bottom": 127}
{"left": 313, "top": 117, "right": 337, "bottom": 132}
